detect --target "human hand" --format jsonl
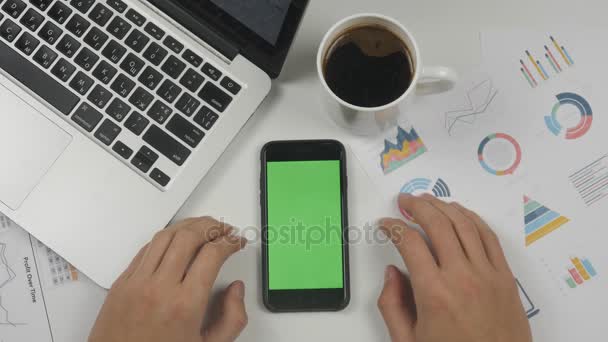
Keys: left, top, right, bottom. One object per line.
{"left": 377, "top": 194, "right": 532, "bottom": 342}
{"left": 89, "top": 217, "right": 248, "bottom": 342}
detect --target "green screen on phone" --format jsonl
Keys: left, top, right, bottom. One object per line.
{"left": 266, "top": 160, "right": 344, "bottom": 290}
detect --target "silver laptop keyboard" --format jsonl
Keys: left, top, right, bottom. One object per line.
{"left": 0, "top": 0, "right": 243, "bottom": 189}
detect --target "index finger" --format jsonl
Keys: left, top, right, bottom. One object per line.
{"left": 183, "top": 234, "right": 247, "bottom": 309}
{"left": 398, "top": 194, "right": 466, "bottom": 266}
{"left": 379, "top": 218, "right": 439, "bottom": 284}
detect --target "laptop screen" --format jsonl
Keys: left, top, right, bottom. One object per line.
{"left": 148, "top": 0, "right": 309, "bottom": 78}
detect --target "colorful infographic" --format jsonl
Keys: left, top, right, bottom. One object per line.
{"left": 564, "top": 257, "right": 597, "bottom": 289}
{"left": 520, "top": 35, "right": 574, "bottom": 88}
{"left": 523, "top": 196, "right": 570, "bottom": 246}
{"left": 545, "top": 92, "right": 593, "bottom": 139}
{"left": 399, "top": 178, "right": 451, "bottom": 221}
{"left": 380, "top": 126, "right": 427, "bottom": 174}
{"left": 478, "top": 133, "right": 522, "bottom": 176}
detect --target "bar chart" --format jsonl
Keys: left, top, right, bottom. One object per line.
{"left": 564, "top": 257, "right": 597, "bottom": 289}
{"left": 519, "top": 35, "right": 574, "bottom": 88}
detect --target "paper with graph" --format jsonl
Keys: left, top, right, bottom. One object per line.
{"left": 0, "top": 214, "right": 106, "bottom": 342}
{"left": 349, "top": 28, "right": 608, "bottom": 342}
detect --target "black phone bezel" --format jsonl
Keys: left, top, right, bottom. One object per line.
{"left": 260, "top": 140, "right": 350, "bottom": 312}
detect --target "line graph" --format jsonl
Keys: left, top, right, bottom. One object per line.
{"left": 0, "top": 243, "right": 16, "bottom": 289}
{"left": 0, "top": 295, "right": 25, "bottom": 327}
{"left": 443, "top": 79, "right": 499, "bottom": 136}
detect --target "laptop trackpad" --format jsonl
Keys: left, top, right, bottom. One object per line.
{"left": 0, "top": 85, "right": 71, "bottom": 210}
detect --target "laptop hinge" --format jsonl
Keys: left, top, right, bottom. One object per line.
{"left": 142, "top": 0, "right": 239, "bottom": 62}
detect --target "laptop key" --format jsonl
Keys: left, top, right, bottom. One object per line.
{"left": 94, "top": 119, "right": 121, "bottom": 146}
{"left": 150, "top": 168, "right": 170, "bottom": 187}
{"left": 20, "top": 8, "right": 45, "bottom": 31}
{"left": 147, "top": 100, "right": 172, "bottom": 124}
{"left": 125, "top": 29, "right": 149, "bottom": 53}
{"left": 163, "top": 35, "right": 183, "bottom": 54}
{"left": 157, "top": 79, "right": 181, "bottom": 104}
{"left": 57, "top": 34, "right": 81, "bottom": 57}
{"left": 129, "top": 87, "right": 154, "bottom": 111}
{"left": 180, "top": 68, "right": 204, "bottom": 92}
{"left": 144, "top": 22, "right": 164, "bottom": 40}
{"left": 125, "top": 8, "right": 145, "bottom": 26}
{"left": 161, "top": 55, "right": 186, "bottom": 79}
{"left": 166, "top": 114, "right": 204, "bottom": 148}
{"left": 138, "top": 66, "right": 163, "bottom": 90}
{"left": 198, "top": 82, "right": 232, "bottom": 113}
{"left": 51, "top": 58, "right": 76, "bottom": 82}
{"left": 70, "top": 0, "right": 95, "bottom": 14}
{"left": 38, "top": 21, "right": 63, "bottom": 45}
{"left": 88, "top": 3, "right": 113, "bottom": 27}
{"left": 102, "top": 39, "right": 126, "bottom": 64}
{"left": 107, "top": 16, "right": 131, "bottom": 39}
{"left": 2, "top": 0, "right": 27, "bottom": 18}
{"left": 143, "top": 125, "right": 191, "bottom": 166}
{"left": 220, "top": 77, "right": 241, "bottom": 95}
{"left": 72, "top": 102, "right": 103, "bottom": 132}
{"left": 193, "top": 106, "right": 219, "bottom": 130}
{"left": 111, "top": 73, "right": 135, "bottom": 97}
{"left": 65, "top": 13, "right": 90, "bottom": 37}
{"left": 124, "top": 111, "right": 149, "bottom": 136}
{"left": 0, "top": 19, "right": 21, "bottom": 42}
{"left": 74, "top": 47, "right": 99, "bottom": 71}
{"left": 87, "top": 84, "right": 113, "bottom": 109}
{"left": 112, "top": 140, "right": 133, "bottom": 159}
{"left": 93, "top": 60, "right": 117, "bottom": 84}
{"left": 84, "top": 26, "right": 108, "bottom": 50}
{"left": 142, "top": 42, "right": 167, "bottom": 66}
{"left": 69, "top": 71, "right": 94, "bottom": 95}
{"left": 106, "top": 0, "right": 127, "bottom": 13}
{"left": 131, "top": 146, "right": 158, "bottom": 173}
{"left": 183, "top": 49, "right": 202, "bottom": 67}
{"left": 0, "top": 39, "right": 79, "bottom": 115}
{"left": 48, "top": 1, "right": 72, "bottom": 24}
{"left": 15, "top": 31, "right": 40, "bottom": 55}
{"left": 33, "top": 44, "right": 58, "bottom": 68}
{"left": 120, "top": 53, "right": 144, "bottom": 77}
{"left": 30, "top": 0, "right": 54, "bottom": 11}
{"left": 202, "top": 63, "right": 221, "bottom": 81}
{"left": 175, "top": 93, "right": 200, "bottom": 117}
{"left": 105, "top": 97, "right": 130, "bottom": 122}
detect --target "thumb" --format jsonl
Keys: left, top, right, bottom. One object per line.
{"left": 204, "top": 281, "right": 248, "bottom": 342}
{"left": 377, "top": 265, "right": 416, "bottom": 342}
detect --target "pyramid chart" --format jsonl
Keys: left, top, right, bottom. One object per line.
{"left": 524, "top": 196, "right": 570, "bottom": 246}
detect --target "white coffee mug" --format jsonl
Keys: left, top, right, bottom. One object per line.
{"left": 317, "top": 13, "right": 457, "bottom": 136}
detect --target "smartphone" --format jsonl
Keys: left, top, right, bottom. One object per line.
{"left": 260, "top": 140, "right": 350, "bottom": 312}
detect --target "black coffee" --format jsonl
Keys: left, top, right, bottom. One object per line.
{"left": 323, "top": 25, "right": 414, "bottom": 108}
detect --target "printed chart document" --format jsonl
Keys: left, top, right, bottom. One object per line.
{"left": 350, "top": 29, "right": 608, "bottom": 342}
{"left": 0, "top": 214, "right": 106, "bottom": 342}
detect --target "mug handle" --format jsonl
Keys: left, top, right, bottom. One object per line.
{"left": 417, "top": 66, "right": 458, "bottom": 95}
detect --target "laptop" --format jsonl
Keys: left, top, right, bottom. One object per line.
{"left": 0, "top": 0, "right": 309, "bottom": 288}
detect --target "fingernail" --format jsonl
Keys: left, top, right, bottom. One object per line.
{"left": 239, "top": 236, "right": 248, "bottom": 249}
{"left": 234, "top": 281, "right": 245, "bottom": 299}
{"left": 384, "top": 266, "right": 394, "bottom": 283}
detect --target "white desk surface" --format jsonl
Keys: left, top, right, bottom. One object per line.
{"left": 172, "top": 1, "right": 608, "bottom": 341}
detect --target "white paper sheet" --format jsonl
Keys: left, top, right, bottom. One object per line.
{"left": 349, "top": 29, "right": 608, "bottom": 341}
{"left": 0, "top": 215, "right": 106, "bottom": 342}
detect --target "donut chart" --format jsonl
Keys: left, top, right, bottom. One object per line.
{"left": 544, "top": 92, "right": 593, "bottom": 140}
{"left": 478, "top": 133, "right": 522, "bottom": 176}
